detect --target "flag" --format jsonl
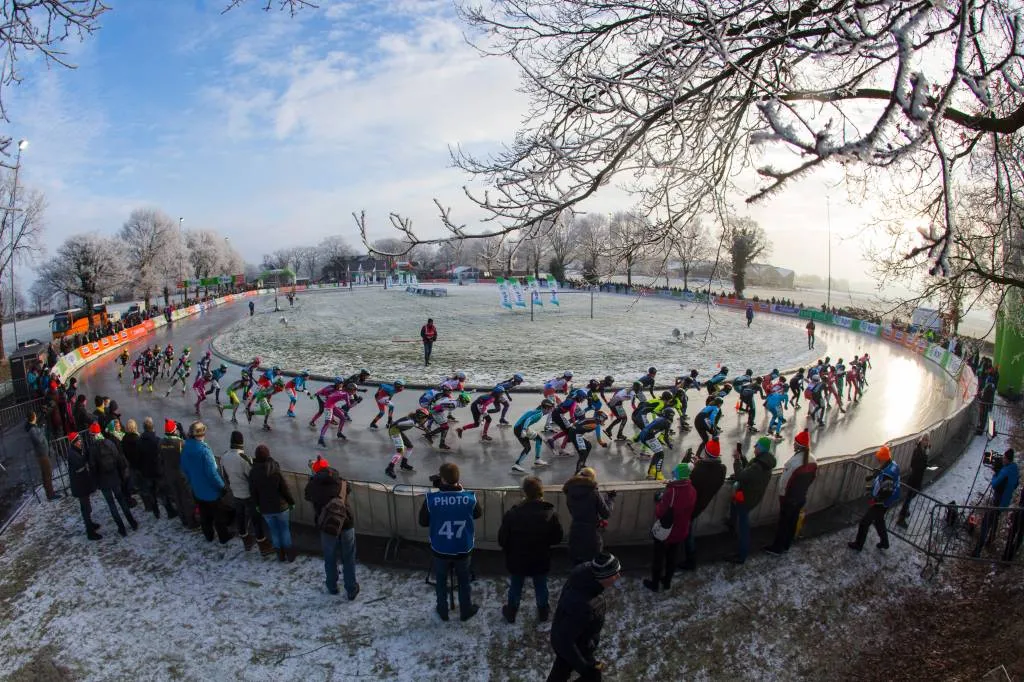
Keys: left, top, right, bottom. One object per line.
{"left": 526, "top": 275, "right": 542, "bottom": 307}
{"left": 497, "top": 277, "right": 512, "bottom": 310}
{"left": 546, "top": 274, "right": 559, "bottom": 306}
{"left": 510, "top": 278, "right": 527, "bottom": 308}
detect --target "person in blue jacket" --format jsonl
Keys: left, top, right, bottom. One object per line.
{"left": 848, "top": 445, "right": 901, "bottom": 551}
{"left": 972, "top": 449, "right": 1019, "bottom": 557}
{"left": 179, "top": 421, "right": 230, "bottom": 543}
{"left": 418, "top": 462, "right": 482, "bottom": 622}
{"left": 512, "top": 399, "right": 555, "bottom": 472}
{"left": 693, "top": 398, "right": 723, "bottom": 457}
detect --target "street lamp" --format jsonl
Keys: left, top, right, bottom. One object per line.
{"left": 9, "top": 139, "right": 28, "bottom": 350}
{"left": 825, "top": 195, "right": 832, "bottom": 310}
{"left": 178, "top": 217, "right": 184, "bottom": 303}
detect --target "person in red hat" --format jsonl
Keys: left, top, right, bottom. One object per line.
{"left": 66, "top": 430, "right": 102, "bottom": 540}
{"left": 765, "top": 430, "right": 818, "bottom": 556}
{"left": 158, "top": 419, "right": 197, "bottom": 529}
{"left": 680, "top": 440, "right": 726, "bottom": 570}
{"left": 88, "top": 420, "right": 138, "bottom": 537}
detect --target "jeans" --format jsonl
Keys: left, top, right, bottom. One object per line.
{"left": 321, "top": 528, "right": 358, "bottom": 596}
{"left": 100, "top": 486, "right": 136, "bottom": 533}
{"left": 423, "top": 341, "right": 433, "bottom": 364}
{"left": 262, "top": 510, "right": 292, "bottom": 548}
{"left": 507, "top": 574, "right": 549, "bottom": 610}
{"left": 769, "top": 498, "right": 804, "bottom": 552}
{"left": 434, "top": 555, "right": 473, "bottom": 618}
{"left": 196, "top": 499, "right": 231, "bottom": 543}
{"left": 730, "top": 502, "right": 750, "bottom": 561}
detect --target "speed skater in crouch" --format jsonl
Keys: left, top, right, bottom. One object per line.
{"left": 560, "top": 411, "right": 609, "bottom": 474}
{"left": 285, "top": 370, "right": 312, "bottom": 418}
{"left": 422, "top": 391, "right": 470, "bottom": 451}
{"left": 487, "top": 373, "right": 525, "bottom": 425}
{"left": 369, "top": 380, "right": 404, "bottom": 429}
{"left": 317, "top": 383, "right": 356, "bottom": 447}
{"left": 511, "top": 399, "right": 555, "bottom": 473}
{"left": 309, "top": 377, "right": 344, "bottom": 428}
{"left": 248, "top": 377, "right": 285, "bottom": 431}
{"left": 631, "top": 407, "right": 675, "bottom": 480}
{"left": 383, "top": 408, "right": 429, "bottom": 479}
{"left": 457, "top": 388, "right": 502, "bottom": 441}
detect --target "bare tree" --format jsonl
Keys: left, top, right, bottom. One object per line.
{"left": 28, "top": 279, "right": 54, "bottom": 315}
{"left": 546, "top": 213, "right": 577, "bottom": 283}
{"left": 606, "top": 211, "right": 654, "bottom": 288}
{"left": 575, "top": 215, "right": 608, "bottom": 284}
{"left": 0, "top": 176, "right": 44, "bottom": 357}
{"left": 520, "top": 235, "right": 547, "bottom": 278}
{"left": 38, "top": 233, "right": 125, "bottom": 330}
{"left": 221, "top": 0, "right": 317, "bottom": 16}
{"left": 120, "top": 208, "right": 178, "bottom": 309}
{"left": 670, "top": 218, "right": 713, "bottom": 291}
{"left": 723, "top": 216, "right": 772, "bottom": 298}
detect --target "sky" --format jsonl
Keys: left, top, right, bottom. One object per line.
{"left": 7, "top": 0, "right": 893, "bottom": 289}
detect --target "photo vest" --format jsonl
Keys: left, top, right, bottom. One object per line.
{"left": 426, "top": 489, "right": 477, "bottom": 555}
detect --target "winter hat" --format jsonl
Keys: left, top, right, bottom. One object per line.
{"left": 164, "top": 419, "right": 177, "bottom": 434}
{"left": 310, "top": 455, "right": 329, "bottom": 473}
{"left": 705, "top": 440, "right": 721, "bottom": 458}
{"left": 794, "top": 430, "right": 811, "bottom": 449}
{"left": 875, "top": 445, "right": 891, "bottom": 463}
{"left": 755, "top": 437, "right": 773, "bottom": 453}
{"left": 87, "top": 421, "right": 101, "bottom": 435}
{"left": 108, "top": 400, "right": 120, "bottom": 416}
{"left": 579, "top": 467, "right": 597, "bottom": 480}
{"left": 230, "top": 431, "right": 244, "bottom": 449}
{"left": 67, "top": 431, "right": 80, "bottom": 444}
{"left": 590, "top": 552, "right": 622, "bottom": 580}
{"left": 673, "top": 462, "right": 692, "bottom": 481}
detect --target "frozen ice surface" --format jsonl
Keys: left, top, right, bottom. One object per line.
{"left": 215, "top": 286, "right": 825, "bottom": 386}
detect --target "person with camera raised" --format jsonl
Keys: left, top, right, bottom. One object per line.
{"left": 728, "top": 438, "right": 776, "bottom": 564}
{"left": 971, "top": 449, "right": 1018, "bottom": 557}
{"left": 848, "top": 445, "right": 901, "bottom": 551}
{"left": 418, "top": 462, "right": 482, "bottom": 622}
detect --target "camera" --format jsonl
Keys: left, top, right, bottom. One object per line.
{"left": 428, "top": 473, "right": 443, "bottom": 488}
{"left": 982, "top": 450, "right": 1004, "bottom": 473}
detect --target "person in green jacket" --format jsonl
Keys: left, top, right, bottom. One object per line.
{"left": 728, "top": 437, "right": 777, "bottom": 564}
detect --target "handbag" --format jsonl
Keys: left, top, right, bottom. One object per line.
{"left": 651, "top": 488, "right": 675, "bottom": 541}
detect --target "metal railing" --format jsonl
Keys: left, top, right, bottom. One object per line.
{"left": 0, "top": 397, "right": 46, "bottom": 432}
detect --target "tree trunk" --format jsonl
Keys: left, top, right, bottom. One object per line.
{"left": 84, "top": 296, "right": 95, "bottom": 330}
{"left": 163, "top": 286, "right": 170, "bottom": 308}
{"left": 0, "top": 312, "right": 6, "bottom": 360}
{"left": 682, "top": 266, "right": 689, "bottom": 291}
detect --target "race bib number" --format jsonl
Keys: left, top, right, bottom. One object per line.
{"left": 391, "top": 434, "right": 404, "bottom": 450}
{"left": 575, "top": 435, "right": 587, "bottom": 450}
{"left": 645, "top": 438, "right": 664, "bottom": 454}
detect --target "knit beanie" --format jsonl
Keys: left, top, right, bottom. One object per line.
{"left": 705, "top": 440, "right": 721, "bottom": 457}
{"left": 590, "top": 552, "right": 621, "bottom": 579}
{"left": 755, "top": 437, "right": 773, "bottom": 453}
{"left": 88, "top": 422, "right": 101, "bottom": 434}
{"left": 794, "top": 430, "right": 810, "bottom": 449}
{"left": 164, "top": 419, "right": 177, "bottom": 434}
{"left": 875, "top": 445, "right": 891, "bottom": 463}
{"left": 673, "top": 462, "right": 692, "bottom": 481}
{"left": 230, "top": 431, "right": 244, "bottom": 449}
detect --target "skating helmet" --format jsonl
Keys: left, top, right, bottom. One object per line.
{"left": 777, "top": 375, "right": 786, "bottom": 383}
{"left": 359, "top": 369, "right": 370, "bottom": 377}
{"left": 394, "top": 379, "right": 405, "bottom": 388}
{"left": 184, "top": 347, "right": 191, "bottom": 354}
{"left": 457, "top": 391, "right": 471, "bottom": 406}
{"left": 252, "top": 356, "right": 261, "bottom": 366}
{"left": 837, "top": 358, "right": 843, "bottom": 364}
{"left": 491, "top": 386, "right": 507, "bottom": 399}
{"left": 219, "top": 364, "right": 227, "bottom": 371}
{"left": 648, "top": 366, "right": 657, "bottom": 375}
{"left": 594, "top": 410, "right": 608, "bottom": 422}
{"left": 745, "top": 369, "right": 753, "bottom": 376}
{"left": 660, "top": 390, "right": 673, "bottom": 402}
{"left": 166, "top": 344, "right": 173, "bottom": 351}
{"left": 720, "top": 366, "right": 729, "bottom": 375}
{"left": 241, "top": 369, "right": 251, "bottom": 379}
{"left": 772, "top": 368, "right": 779, "bottom": 376}
{"left": 300, "top": 369, "right": 310, "bottom": 377}
{"left": 632, "top": 381, "right": 643, "bottom": 391}
{"left": 824, "top": 356, "right": 831, "bottom": 364}
{"left": 661, "top": 407, "right": 676, "bottom": 421}
{"left": 797, "top": 367, "right": 805, "bottom": 374}
{"left": 415, "top": 407, "right": 430, "bottom": 421}
{"left": 572, "top": 388, "right": 587, "bottom": 401}
{"left": 603, "top": 375, "right": 614, "bottom": 386}
{"left": 205, "top": 350, "right": 212, "bottom": 358}
{"left": 274, "top": 377, "right": 285, "bottom": 386}
{"left": 563, "top": 370, "right": 573, "bottom": 379}
{"left": 752, "top": 376, "right": 762, "bottom": 384}
{"left": 203, "top": 371, "right": 213, "bottom": 381}
{"left": 272, "top": 365, "right": 281, "bottom": 373}
{"left": 343, "top": 382, "right": 357, "bottom": 392}
{"left": 540, "top": 398, "right": 555, "bottom": 410}
{"left": 333, "top": 376, "right": 344, "bottom": 385}
{"left": 513, "top": 373, "right": 524, "bottom": 384}
{"left": 690, "top": 369, "right": 699, "bottom": 378}
{"left": 455, "top": 371, "right": 467, "bottom": 381}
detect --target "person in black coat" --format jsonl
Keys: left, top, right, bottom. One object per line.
{"left": 87, "top": 422, "right": 138, "bottom": 537}
{"left": 67, "top": 431, "right": 102, "bottom": 541}
{"left": 548, "top": 552, "right": 621, "bottom": 682}
{"left": 303, "top": 455, "right": 359, "bottom": 599}
{"left": 72, "top": 396, "right": 91, "bottom": 433}
{"left": 136, "top": 417, "right": 174, "bottom": 519}
{"left": 680, "top": 441, "right": 727, "bottom": 569}
{"left": 563, "top": 468, "right": 615, "bottom": 565}
{"left": 498, "top": 476, "right": 564, "bottom": 624}
{"left": 897, "top": 434, "right": 930, "bottom": 528}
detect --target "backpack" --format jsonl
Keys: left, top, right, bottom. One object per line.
{"left": 317, "top": 482, "right": 350, "bottom": 536}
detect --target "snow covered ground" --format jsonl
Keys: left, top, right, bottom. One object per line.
{"left": 215, "top": 286, "right": 823, "bottom": 386}
{"left": 0, "top": 431, "right": 1005, "bottom": 681}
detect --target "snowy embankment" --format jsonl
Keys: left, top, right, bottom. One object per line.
{"left": 0, "top": 433, "right": 1003, "bottom": 681}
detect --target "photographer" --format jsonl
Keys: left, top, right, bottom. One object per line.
{"left": 971, "top": 449, "right": 1019, "bottom": 557}
{"left": 418, "top": 463, "right": 481, "bottom": 622}
{"left": 728, "top": 438, "right": 776, "bottom": 564}
{"left": 896, "top": 435, "right": 929, "bottom": 528}
{"left": 563, "top": 467, "right": 616, "bottom": 565}
{"left": 848, "top": 445, "right": 901, "bottom": 551}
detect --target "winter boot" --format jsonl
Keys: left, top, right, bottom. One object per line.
{"left": 257, "top": 537, "right": 275, "bottom": 556}
{"left": 277, "top": 548, "right": 287, "bottom": 562}
{"left": 501, "top": 604, "right": 517, "bottom": 624}
{"left": 286, "top": 546, "right": 297, "bottom": 563}
{"left": 87, "top": 531, "right": 103, "bottom": 541}
{"left": 642, "top": 578, "right": 659, "bottom": 593}
{"left": 242, "top": 534, "right": 256, "bottom": 551}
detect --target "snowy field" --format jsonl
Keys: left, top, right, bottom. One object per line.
{"left": 215, "top": 286, "right": 824, "bottom": 386}
{"left": 0, "top": 431, "right": 1007, "bottom": 681}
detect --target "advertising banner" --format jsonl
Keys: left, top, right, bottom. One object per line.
{"left": 510, "top": 278, "right": 527, "bottom": 308}
{"left": 526, "top": 275, "right": 542, "bottom": 307}
{"left": 546, "top": 275, "right": 559, "bottom": 305}
{"left": 496, "top": 278, "right": 512, "bottom": 310}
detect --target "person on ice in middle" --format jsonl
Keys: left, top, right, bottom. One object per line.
{"left": 633, "top": 407, "right": 676, "bottom": 480}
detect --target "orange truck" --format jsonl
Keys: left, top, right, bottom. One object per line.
{"left": 50, "top": 304, "right": 109, "bottom": 339}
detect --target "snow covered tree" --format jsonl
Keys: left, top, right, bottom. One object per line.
{"left": 545, "top": 214, "right": 577, "bottom": 285}
{"left": 120, "top": 208, "right": 178, "bottom": 309}
{"left": 0, "top": 175, "right": 45, "bottom": 357}
{"left": 364, "top": 0, "right": 1024, "bottom": 288}
{"left": 607, "top": 211, "right": 654, "bottom": 287}
{"left": 38, "top": 234, "right": 125, "bottom": 330}
{"left": 724, "top": 217, "right": 772, "bottom": 298}
{"left": 670, "top": 218, "right": 714, "bottom": 291}
{"left": 28, "top": 279, "right": 55, "bottom": 315}
{"left": 575, "top": 215, "right": 608, "bottom": 284}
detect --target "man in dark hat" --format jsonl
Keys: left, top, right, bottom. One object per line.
{"left": 548, "top": 552, "right": 621, "bottom": 681}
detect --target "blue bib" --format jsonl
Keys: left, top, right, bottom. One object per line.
{"left": 426, "top": 490, "right": 477, "bottom": 554}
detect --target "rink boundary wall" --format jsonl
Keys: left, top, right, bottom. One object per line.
{"left": 50, "top": 284, "right": 978, "bottom": 549}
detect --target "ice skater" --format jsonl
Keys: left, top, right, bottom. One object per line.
{"left": 457, "top": 389, "right": 501, "bottom": 442}
{"left": 369, "top": 379, "right": 405, "bottom": 429}
{"left": 693, "top": 398, "right": 723, "bottom": 458}
{"left": 632, "top": 408, "right": 675, "bottom": 480}
{"left": 384, "top": 408, "right": 428, "bottom": 479}
{"left": 309, "top": 377, "right": 344, "bottom": 428}
{"left": 511, "top": 399, "right": 554, "bottom": 473}
{"left": 487, "top": 373, "right": 525, "bottom": 425}
{"left": 606, "top": 381, "right": 640, "bottom": 441}
{"left": 285, "top": 370, "right": 312, "bottom": 418}
{"left": 317, "top": 383, "right": 356, "bottom": 447}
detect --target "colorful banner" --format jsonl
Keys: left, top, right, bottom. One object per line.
{"left": 497, "top": 277, "right": 512, "bottom": 310}
{"left": 510, "top": 277, "right": 527, "bottom": 308}
{"left": 546, "top": 274, "right": 560, "bottom": 306}
{"left": 526, "top": 275, "right": 542, "bottom": 307}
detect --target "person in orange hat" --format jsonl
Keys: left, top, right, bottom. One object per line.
{"left": 848, "top": 444, "right": 901, "bottom": 551}
{"left": 765, "top": 430, "right": 818, "bottom": 556}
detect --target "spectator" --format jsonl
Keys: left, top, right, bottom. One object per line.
{"left": 498, "top": 475, "right": 564, "bottom": 623}
{"left": 249, "top": 443, "right": 296, "bottom": 562}
{"left": 304, "top": 455, "right": 359, "bottom": 600}
{"left": 896, "top": 434, "right": 930, "bottom": 528}
{"left": 158, "top": 419, "right": 195, "bottom": 529}
{"left": 418, "top": 462, "right": 481, "bottom": 622}
{"left": 728, "top": 437, "right": 777, "bottom": 564}
{"left": 420, "top": 317, "right": 438, "bottom": 366}
{"left": 72, "top": 395, "right": 91, "bottom": 432}
{"left": 92, "top": 396, "right": 110, "bottom": 431}
{"left": 137, "top": 417, "right": 174, "bottom": 519}
{"left": 121, "top": 418, "right": 141, "bottom": 472}
{"left": 848, "top": 445, "right": 901, "bottom": 551}
{"left": 26, "top": 411, "right": 59, "bottom": 501}
{"left": 972, "top": 449, "right": 1019, "bottom": 557}
{"left": 548, "top": 552, "right": 621, "bottom": 682}
{"left": 180, "top": 421, "right": 230, "bottom": 544}
{"left": 88, "top": 421, "right": 138, "bottom": 537}
{"left": 564, "top": 467, "right": 616, "bottom": 565}
{"left": 67, "top": 431, "right": 102, "bottom": 540}
{"left": 220, "top": 430, "right": 269, "bottom": 553}
{"left": 976, "top": 380, "right": 996, "bottom": 435}
{"left": 644, "top": 461, "right": 696, "bottom": 592}
{"left": 1002, "top": 488, "right": 1024, "bottom": 562}
{"left": 681, "top": 441, "right": 726, "bottom": 570}
{"left": 765, "top": 430, "right": 818, "bottom": 555}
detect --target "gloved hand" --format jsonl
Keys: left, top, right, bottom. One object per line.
{"left": 288, "top": 504, "right": 295, "bottom": 511}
